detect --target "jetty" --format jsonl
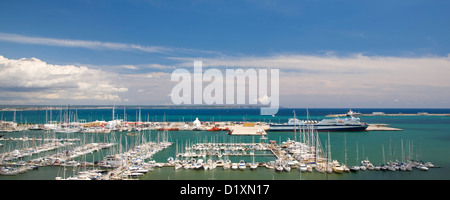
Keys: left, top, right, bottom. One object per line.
{"left": 96, "top": 141, "right": 172, "bottom": 180}
{"left": 326, "top": 112, "right": 450, "bottom": 118}
{"left": 171, "top": 124, "right": 332, "bottom": 173}
{"left": 366, "top": 124, "right": 403, "bottom": 131}
{"left": 226, "top": 123, "right": 268, "bottom": 136}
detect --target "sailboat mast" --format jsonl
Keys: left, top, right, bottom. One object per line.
{"left": 293, "top": 110, "right": 296, "bottom": 142}
{"left": 356, "top": 141, "right": 359, "bottom": 165}
{"left": 344, "top": 133, "right": 347, "bottom": 166}
{"left": 401, "top": 139, "right": 404, "bottom": 162}
{"left": 112, "top": 102, "right": 115, "bottom": 121}
{"left": 306, "top": 108, "right": 309, "bottom": 121}
{"left": 328, "top": 132, "right": 331, "bottom": 163}
{"left": 67, "top": 104, "right": 70, "bottom": 125}
{"left": 123, "top": 106, "right": 126, "bottom": 122}
{"left": 138, "top": 108, "right": 141, "bottom": 124}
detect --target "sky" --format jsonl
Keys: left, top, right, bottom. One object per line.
{"left": 0, "top": 0, "right": 449, "bottom": 108}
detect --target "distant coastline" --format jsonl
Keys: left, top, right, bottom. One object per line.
{"left": 2, "top": 105, "right": 450, "bottom": 112}
{"left": 0, "top": 104, "right": 269, "bottom": 111}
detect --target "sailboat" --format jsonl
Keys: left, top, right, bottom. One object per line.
{"left": 416, "top": 163, "right": 429, "bottom": 171}
{"left": 342, "top": 133, "right": 350, "bottom": 172}
{"left": 298, "top": 163, "right": 307, "bottom": 172}
{"left": 315, "top": 163, "right": 325, "bottom": 173}
{"left": 54, "top": 105, "right": 80, "bottom": 133}
{"left": 174, "top": 141, "right": 182, "bottom": 170}
{"left": 250, "top": 162, "right": 258, "bottom": 170}
{"left": 325, "top": 133, "right": 333, "bottom": 174}
{"left": 275, "top": 161, "right": 284, "bottom": 172}
{"left": 223, "top": 159, "right": 231, "bottom": 170}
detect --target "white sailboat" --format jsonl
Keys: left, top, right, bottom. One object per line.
{"left": 416, "top": 164, "right": 429, "bottom": 171}
{"left": 250, "top": 137, "right": 258, "bottom": 170}
{"left": 275, "top": 163, "right": 284, "bottom": 172}
{"left": 250, "top": 162, "right": 258, "bottom": 170}
{"left": 298, "top": 163, "right": 307, "bottom": 172}
{"left": 174, "top": 162, "right": 182, "bottom": 170}
{"left": 342, "top": 133, "right": 350, "bottom": 172}
{"left": 223, "top": 159, "right": 231, "bottom": 170}
{"left": 283, "top": 164, "right": 291, "bottom": 172}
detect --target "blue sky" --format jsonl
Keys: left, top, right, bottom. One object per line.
{"left": 0, "top": 0, "right": 449, "bottom": 107}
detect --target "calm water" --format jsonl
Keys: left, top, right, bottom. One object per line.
{"left": 1, "top": 108, "right": 450, "bottom": 180}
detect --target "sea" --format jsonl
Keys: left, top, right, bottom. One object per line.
{"left": 1, "top": 107, "right": 450, "bottom": 180}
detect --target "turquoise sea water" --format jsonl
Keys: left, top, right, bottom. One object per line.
{"left": 1, "top": 108, "right": 449, "bottom": 180}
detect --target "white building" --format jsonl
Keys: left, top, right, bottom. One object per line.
{"left": 193, "top": 118, "right": 201, "bottom": 127}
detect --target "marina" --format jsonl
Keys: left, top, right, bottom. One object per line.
{"left": 0, "top": 108, "right": 448, "bottom": 180}
{"left": 1, "top": 3, "right": 448, "bottom": 197}
{"left": 0, "top": 128, "right": 439, "bottom": 179}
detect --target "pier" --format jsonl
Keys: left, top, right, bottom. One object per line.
{"left": 366, "top": 124, "right": 403, "bottom": 131}
{"left": 226, "top": 123, "right": 268, "bottom": 135}
{"left": 96, "top": 141, "right": 173, "bottom": 180}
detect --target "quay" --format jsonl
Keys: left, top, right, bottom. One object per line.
{"left": 1, "top": 117, "right": 273, "bottom": 135}
{"left": 226, "top": 123, "right": 268, "bottom": 136}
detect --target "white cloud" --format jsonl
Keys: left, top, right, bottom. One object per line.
{"left": 117, "top": 72, "right": 175, "bottom": 104}
{"left": 120, "top": 65, "right": 139, "bottom": 70}
{"left": 256, "top": 95, "right": 270, "bottom": 104}
{"left": 0, "top": 32, "right": 223, "bottom": 56}
{"left": 0, "top": 55, "right": 128, "bottom": 104}
{"left": 145, "top": 72, "right": 170, "bottom": 78}
{"left": 2, "top": 51, "right": 449, "bottom": 107}
{"left": 0, "top": 32, "right": 170, "bottom": 53}
{"left": 172, "top": 54, "right": 450, "bottom": 87}
{"left": 169, "top": 54, "right": 450, "bottom": 107}
{"left": 144, "top": 63, "right": 176, "bottom": 70}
